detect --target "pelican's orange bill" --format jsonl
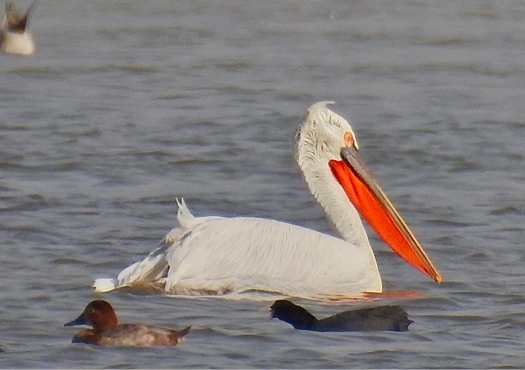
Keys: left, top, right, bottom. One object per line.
{"left": 329, "top": 146, "right": 442, "bottom": 283}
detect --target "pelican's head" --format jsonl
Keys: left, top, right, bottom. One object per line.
{"left": 295, "top": 101, "right": 358, "bottom": 168}
{"left": 294, "top": 101, "right": 442, "bottom": 284}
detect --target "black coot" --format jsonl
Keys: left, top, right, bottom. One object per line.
{"left": 270, "top": 299, "right": 413, "bottom": 332}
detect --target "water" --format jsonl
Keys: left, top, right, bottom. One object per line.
{"left": 1, "top": 0, "right": 525, "bottom": 367}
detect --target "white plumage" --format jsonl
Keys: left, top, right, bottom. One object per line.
{"left": 94, "top": 101, "right": 440, "bottom": 300}
{"left": 0, "top": 1, "right": 37, "bottom": 56}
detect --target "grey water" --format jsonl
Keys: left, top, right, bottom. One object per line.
{"left": 1, "top": 0, "right": 525, "bottom": 368}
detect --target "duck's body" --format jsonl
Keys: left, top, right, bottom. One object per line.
{"left": 94, "top": 101, "right": 441, "bottom": 300}
{"left": 71, "top": 323, "right": 191, "bottom": 347}
{"left": 0, "top": 1, "right": 36, "bottom": 56}
{"left": 64, "top": 300, "right": 190, "bottom": 347}
{"left": 270, "top": 300, "right": 413, "bottom": 332}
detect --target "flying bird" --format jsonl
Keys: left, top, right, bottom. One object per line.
{"left": 0, "top": 1, "right": 37, "bottom": 55}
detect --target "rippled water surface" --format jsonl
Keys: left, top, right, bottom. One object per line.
{"left": 1, "top": 0, "right": 525, "bottom": 368}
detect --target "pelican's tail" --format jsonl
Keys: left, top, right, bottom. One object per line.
{"left": 93, "top": 199, "right": 194, "bottom": 293}
{"left": 93, "top": 278, "right": 118, "bottom": 293}
{"left": 93, "top": 241, "right": 171, "bottom": 293}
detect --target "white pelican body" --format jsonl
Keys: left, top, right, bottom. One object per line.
{"left": 94, "top": 102, "right": 441, "bottom": 300}
{"left": 0, "top": 1, "right": 36, "bottom": 56}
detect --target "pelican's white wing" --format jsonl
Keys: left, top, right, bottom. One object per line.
{"left": 95, "top": 200, "right": 381, "bottom": 300}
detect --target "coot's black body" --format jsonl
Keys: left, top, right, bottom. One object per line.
{"left": 270, "top": 300, "right": 413, "bottom": 332}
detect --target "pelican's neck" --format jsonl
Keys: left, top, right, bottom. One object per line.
{"left": 294, "top": 102, "right": 375, "bottom": 257}
{"left": 298, "top": 153, "right": 372, "bottom": 250}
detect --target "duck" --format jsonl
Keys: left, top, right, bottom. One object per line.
{"left": 64, "top": 300, "right": 191, "bottom": 347}
{"left": 270, "top": 299, "right": 413, "bottom": 332}
{"left": 0, "top": 1, "right": 37, "bottom": 56}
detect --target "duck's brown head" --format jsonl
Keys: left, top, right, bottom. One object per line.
{"left": 64, "top": 300, "right": 118, "bottom": 331}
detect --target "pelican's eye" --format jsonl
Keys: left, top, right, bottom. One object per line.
{"left": 344, "top": 132, "right": 356, "bottom": 148}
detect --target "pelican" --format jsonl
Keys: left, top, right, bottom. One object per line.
{"left": 94, "top": 101, "right": 441, "bottom": 300}
{"left": 0, "top": 1, "right": 37, "bottom": 56}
